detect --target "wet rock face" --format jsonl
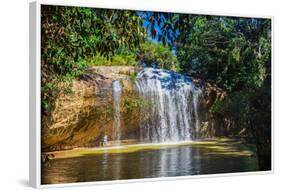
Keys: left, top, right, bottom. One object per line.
{"left": 195, "top": 81, "right": 227, "bottom": 138}
{"left": 42, "top": 66, "right": 141, "bottom": 152}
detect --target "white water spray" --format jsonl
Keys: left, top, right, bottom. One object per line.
{"left": 136, "top": 68, "right": 201, "bottom": 143}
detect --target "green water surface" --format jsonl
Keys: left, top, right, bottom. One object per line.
{"left": 42, "top": 139, "right": 259, "bottom": 184}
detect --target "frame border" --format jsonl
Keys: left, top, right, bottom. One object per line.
{"left": 29, "top": 1, "right": 41, "bottom": 188}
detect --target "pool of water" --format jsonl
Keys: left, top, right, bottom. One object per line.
{"left": 42, "top": 140, "right": 259, "bottom": 184}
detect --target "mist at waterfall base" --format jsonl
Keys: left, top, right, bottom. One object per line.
{"left": 112, "top": 67, "right": 201, "bottom": 145}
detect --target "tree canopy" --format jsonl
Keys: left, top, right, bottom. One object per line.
{"left": 42, "top": 5, "right": 145, "bottom": 77}
{"left": 175, "top": 16, "right": 271, "bottom": 92}
{"left": 137, "top": 41, "right": 179, "bottom": 70}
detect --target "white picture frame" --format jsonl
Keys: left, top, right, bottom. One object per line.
{"left": 29, "top": 1, "right": 274, "bottom": 189}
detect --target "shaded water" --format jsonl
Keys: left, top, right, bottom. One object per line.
{"left": 42, "top": 142, "right": 258, "bottom": 184}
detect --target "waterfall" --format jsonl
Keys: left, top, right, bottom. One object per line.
{"left": 112, "top": 80, "right": 122, "bottom": 145}
{"left": 193, "top": 90, "right": 201, "bottom": 133}
{"left": 136, "top": 68, "right": 201, "bottom": 143}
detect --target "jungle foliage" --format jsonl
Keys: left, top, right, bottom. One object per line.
{"left": 41, "top": 5, "right": 145, "bottom": 115}
{"left": 175, "top": 16, "right": 271, "bottom": 92}
{"left": 137, "top": 41, "right": 179, "bottom": 70}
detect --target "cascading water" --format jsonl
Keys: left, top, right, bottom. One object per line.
{"left": 112, "top": 80, "right": 122, "bottom": 145}
{"left": 193, "top": 90, "right": 201, "bottom": 133}
{"left": 136, "top": 68, "right": 201, "bottom": 143}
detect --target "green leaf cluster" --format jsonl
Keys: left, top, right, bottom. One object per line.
{"left": 175, "top": 16, "right": 271, "bottom": 92}
{"left": 41, "top": 5, "right": 146, "bottom": 116}
{"left": 137, "top": 41, "right": 179, "bottom": 70}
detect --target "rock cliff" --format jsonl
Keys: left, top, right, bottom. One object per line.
{"left": 42, "top": 66, "right": 225, "bottom": 152}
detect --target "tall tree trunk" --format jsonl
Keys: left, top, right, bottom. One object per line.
{"left": 252, "top": 123, "right": 271, "bottom": 171}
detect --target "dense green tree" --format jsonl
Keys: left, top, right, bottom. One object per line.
{"left": 137, "top": 41, "right": 179, "bottom": 70}
{"left": 41, "top": 5, "right": 146, "bottom": 115}
{"left": 175, "top": 16, "right": 271, "bottom": 91}
{"left": 42, "top": 6, "right": 145, "bottom": 76}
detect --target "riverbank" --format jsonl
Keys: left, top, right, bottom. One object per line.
{"left": 43, "top": 138, "right": 256, "bottom": 160}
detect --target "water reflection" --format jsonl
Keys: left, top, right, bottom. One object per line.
{"left": 42, "top": 145, "right": 258, "bottom": 184}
